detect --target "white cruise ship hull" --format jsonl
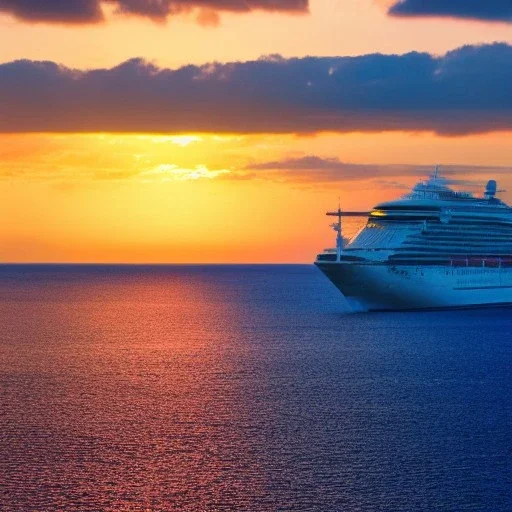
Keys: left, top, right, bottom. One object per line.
{"left": 316, "top": 262, "right": 512, "bottom": 311}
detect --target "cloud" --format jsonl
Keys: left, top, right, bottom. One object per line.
{"left": 140, "top": 163, "right": 230, "bottom": 181}
{"left": 0, "top": 43, "right": 511, "bottom": 135}
{"left": 2, "top": 140, "right": 509, "bottom": 186}
{"left": 244, "top": 156, "right": 512, "bottom": 183}
{"left": 388, "top": 0, "right": 512, "bottom": 23}
{"left": 0, "top": 0, "right": 103, "bottom": 23}
{"left": 0, "top": 0, "right": 307, "bottom": 25}
{"left": 135, "top": 135, "right": 203, "bottom": 146}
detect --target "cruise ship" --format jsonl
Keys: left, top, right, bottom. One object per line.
{"left": 315, "top": 168, "right": 512, "bottom": 311}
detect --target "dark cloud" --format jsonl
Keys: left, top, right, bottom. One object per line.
{"left": 245, "top": 156, "right": 512, "bottom": 183}
{"left": 0, "top": 0, "right": 103, "bottom": 23}
{"left": 0, "top": 43, "right": 511, "bottom": 135}
{"left": 0, "top": 0, "right": 307, "bottom": 24}
{"left": 388, "top": 0, "right": 512, "bottom": 23}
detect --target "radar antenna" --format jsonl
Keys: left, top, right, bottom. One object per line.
{"left": 329, "top": 199, "right": 343, "bottom": 262}
{"left": 484, "top": 180, "right": 505, "bottom": 198}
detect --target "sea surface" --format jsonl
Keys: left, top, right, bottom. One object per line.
{"left": 1, "top": 264, "right": 511, "bottom": 511}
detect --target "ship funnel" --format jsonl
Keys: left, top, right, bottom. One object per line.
{"left": 485, "top": 180, "right": 497, "bottom": 198}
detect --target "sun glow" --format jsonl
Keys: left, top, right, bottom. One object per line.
{"left": 2, "top": 131, "right": 512, "bottom": 263}
{"left": 138, "top": 135, "right": 203, "bottom": 147}
{"left": 141, "top": 164, "right": 230, "bottom": 181}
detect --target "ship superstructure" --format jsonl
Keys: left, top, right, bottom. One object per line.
{"left": 315, "top": 168, "right": 512, "bottom": 311}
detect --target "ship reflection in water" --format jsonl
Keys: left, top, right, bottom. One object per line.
{"left": 1, "top": 265, "right": 511, "bottom": 511}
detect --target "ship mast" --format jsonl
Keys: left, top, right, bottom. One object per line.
{"left": 331, "top": 200, "right": 343, "bottom": 262}
{"left": 326, "top": 204, "right": 370, "bottom": 262}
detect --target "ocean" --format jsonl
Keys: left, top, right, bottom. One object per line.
{"left": 1, "top": 264, "right": 511, "bottom": 511}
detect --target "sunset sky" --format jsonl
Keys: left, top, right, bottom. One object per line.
{"left": 1, "top": 0, "right": 511, "bottom": 263}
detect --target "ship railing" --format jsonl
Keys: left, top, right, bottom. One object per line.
{"left": 449, "top": 257, "right": 511, "bottom": 268}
